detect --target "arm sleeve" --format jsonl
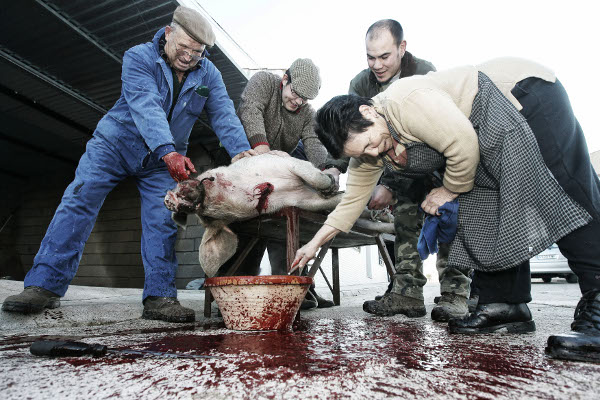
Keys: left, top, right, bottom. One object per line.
{"left": 237, "top": 72, "right": 271, "bottom": 148}
{"left": 396, "top": 89, "right": 479, "bottom": 193}
{"left": 323, "top": 155, "right": 350, "bottom": 173}
{"left": 324, "top": 157, "right": 384, "bottom": 232}
{"left": 300, "top": 108, "right": 328, "bottom": 168}
{"left": 348, "top": 79, "right": 360, "bottom": 96}
{"left": 121, "top": 49, "right": 174, "bottom": 151}
{"left": 348, "top": 73, "right": 368, "bottom": 97}
{"left": 203, "top": 63, "right": 251, "bottom": 157}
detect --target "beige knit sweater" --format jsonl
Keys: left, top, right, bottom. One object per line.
{"left": 237, "top": 71, "right": 328, "bottom": 168}
{"left": 325, "top": 57, "right": 556, "bottom": 233}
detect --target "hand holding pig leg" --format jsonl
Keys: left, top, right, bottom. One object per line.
{"left": 290, "top": 160, "right": 340, "bottom": 197}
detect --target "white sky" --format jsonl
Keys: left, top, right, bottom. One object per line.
{"left": 188, "top": 0, "right": 600, "bottom": 153}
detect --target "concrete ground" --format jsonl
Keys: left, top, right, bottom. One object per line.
{"left": 1, "top": 278, "right": 598, "bottom": 400}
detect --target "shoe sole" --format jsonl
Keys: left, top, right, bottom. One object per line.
{"left": 317, "top": 302, "right": 335, "bottom": 309}
{"left": 431, "top": 308, "right": 469, "bottom": 322}
{"left": 142, "top": 310, "right": 195, "bottom": 323}
{"left": 545, "top": 346, "right": 600, "bottom": 363}
{"left": 1, "top": 299, "right": 60, "bottom": 314}
{"left": 449, "top": 320, "right": 536, "bottom": 334}
{"left": 363, "top": 306, "right": 427, "bottom": 318}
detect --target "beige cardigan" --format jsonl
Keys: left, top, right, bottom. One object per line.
{"left": 325, "top": 57, "right": 556, "bottom": 233}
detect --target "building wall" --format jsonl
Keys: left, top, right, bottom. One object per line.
{"left": 591, "top": 150, "right": 600, "bottom": 174}
{"left": 5, "top": 143, "right": 214, "bottom": 290}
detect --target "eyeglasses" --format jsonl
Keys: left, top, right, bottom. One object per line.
{"left": 174, "top": 43, "right": 207, "bottom": 63}
{"left": 289, "top": 85, "right": 308, "bottom": 104}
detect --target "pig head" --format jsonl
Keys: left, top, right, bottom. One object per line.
{"left": 164, "top": 176, "right": 237, "bottom": 277}
{"left": 164, "top": 152, "right": 343, "bottom": 277}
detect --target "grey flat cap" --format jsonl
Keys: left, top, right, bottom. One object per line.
{"left": 289, "top": 58, "right": 321, "bottom": 100}
{"left": 172, "top": 6, "right": 215, "bottom": 46}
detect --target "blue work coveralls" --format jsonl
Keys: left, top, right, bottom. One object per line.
{"left": 24, "top": 28, "right": 251, "bottom": 300}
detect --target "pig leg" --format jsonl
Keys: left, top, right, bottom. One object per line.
{"left": 293, "top": 191, "right": 343, "bottom": 211}
{"left": 288, "top": 159, "right": 338, "bottom": 197}
{"left": 199, "top": 223, "right": 238, "bottom": 277}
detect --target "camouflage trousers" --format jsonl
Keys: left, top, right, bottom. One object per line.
{"left": 389, "top": 182, "right": 472, "bottom": 301}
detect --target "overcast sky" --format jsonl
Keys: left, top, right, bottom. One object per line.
{"left": 185, "top": 0, "right": 599, "bottom": 153}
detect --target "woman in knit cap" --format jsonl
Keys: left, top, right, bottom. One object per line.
{"left": 227, "top": 58, "right": 342, "bottom": 309}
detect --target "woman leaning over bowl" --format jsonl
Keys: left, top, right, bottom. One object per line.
{"left": 292, "top": 57, "right": 600, "bottom": 362}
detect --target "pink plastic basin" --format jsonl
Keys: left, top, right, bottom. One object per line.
{"left": 205, "top": 275, "right": 313, "bottom": 331}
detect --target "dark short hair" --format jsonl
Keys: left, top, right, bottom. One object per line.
{"left": 315, "top": 95, "right": 374, "bottom": 159}
{"left": 366, "top": 19, "right": 404, "bottom": 47}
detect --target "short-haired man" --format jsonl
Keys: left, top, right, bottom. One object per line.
{"left": 2, "top": 6, "right": 255, "bottom": 322}
{"left": 328, "top": 19, "right": 471, "bottom": 321}
{"left": 231, "top": 58, "right": 340, "bottom": 309}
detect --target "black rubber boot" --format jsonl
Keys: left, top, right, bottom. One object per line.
{"left": 363, "top": 293, "right": 426, "bottom": 317}
{"left": 2, "top": 286, "right": 60, "bottom": 314}
{"left": 448, "top": 303, "right": 536, "bottom": 334}
{"left": 546, "top": 289, "right": 600, "bottom": 363}
{"left": 142, "top": 297, "right": 195, "bottom": 323}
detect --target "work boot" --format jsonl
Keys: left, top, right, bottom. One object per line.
{"left": 546, "top": 289, "right": 600, "bottom": 363}
{"left": 467, "top": 294, "right": 479, "bottom": 313}
{"left": 448, "top": 303, "right": 536, "bottom": 334}
{"left": 2, "top": 286, "right": 60, "bottom": 314}
{"left": 310, "top": 287, "right": 335, "bottom": 308}
{"left": 374, "top": 281, "right": 393, "bottom": 301}
{"left": 431, "top": 293, "right": 469, "bottom": 322}
{"left": 363, "top": 293, "right": 426, "bottom": 317}
{"left": 142, "top": 297, "right": 195, "bottom": 323}
{"left": 300, "top": 290, "right": 318, "bottom": 310}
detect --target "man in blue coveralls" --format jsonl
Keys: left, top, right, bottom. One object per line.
{"left": 1, "top": 6, "right": 255, "bottom": 323}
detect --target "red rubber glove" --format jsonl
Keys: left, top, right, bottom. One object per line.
{"left": 162, "top": 152, "right": 197, "bottom": 182}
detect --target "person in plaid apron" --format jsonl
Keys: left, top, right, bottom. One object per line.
{"left": 293, "top": 57, "right": 600, "bottom": 363}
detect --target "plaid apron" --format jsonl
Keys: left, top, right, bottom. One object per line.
{"left": 383, "top": 72, "right": 591, "bottom": 272}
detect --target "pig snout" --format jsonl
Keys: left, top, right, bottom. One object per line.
{"left": 163, "top": 179, "right": 206, "bottom": 214}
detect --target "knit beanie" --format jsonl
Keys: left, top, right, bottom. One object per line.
{"left": 289, "top": 58, "right": 321, "bottom": 100}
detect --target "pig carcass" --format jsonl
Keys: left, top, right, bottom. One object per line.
{"left": 164, "top": 151, "right": 343, "bottom": 277}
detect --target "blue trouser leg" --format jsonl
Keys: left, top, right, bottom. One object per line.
{"left": 24, "top": 137, "right": 126, "bottom": 296}
{"left": 135, "top": 167, "right": 179, "bottom": 300}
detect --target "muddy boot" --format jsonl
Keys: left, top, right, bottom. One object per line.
{"left": 310, "top": 287, "right": 334, "bottom": 308}
{"left": 431, "top": 293, "right": 469, "bottom": 322}
{"left": 300, "top": 290, "right": 318, "bottom": 310}
{"left": 2, "top": 286, "right": 60, "bottom": 314}
{"left": 546, "top": 289, "right": 600, "bottom": 363}
{"left": 375, "top": 281, "right": 393, "bottom": 301}
{"left": 448, "top": 303, "right": 536, "bottom": 334}
{"left": 467, "top": 294, "right": 479, "bottom": 313}
{"left": 142, "top": 297, "right": 195, "bottom": 323}
{"left": 363, "top": 293, "right": 426, "bottom": 317}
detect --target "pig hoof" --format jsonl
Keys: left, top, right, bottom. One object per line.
{"left": 319, "top": 174, "right": 339, "bottom": 197}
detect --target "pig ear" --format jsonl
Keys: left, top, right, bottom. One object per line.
{"left": 171, "top": 212, "right": 188, "bottom": 229}
{"left": 199, "top": 224, "right": 238, "bottom": 277}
